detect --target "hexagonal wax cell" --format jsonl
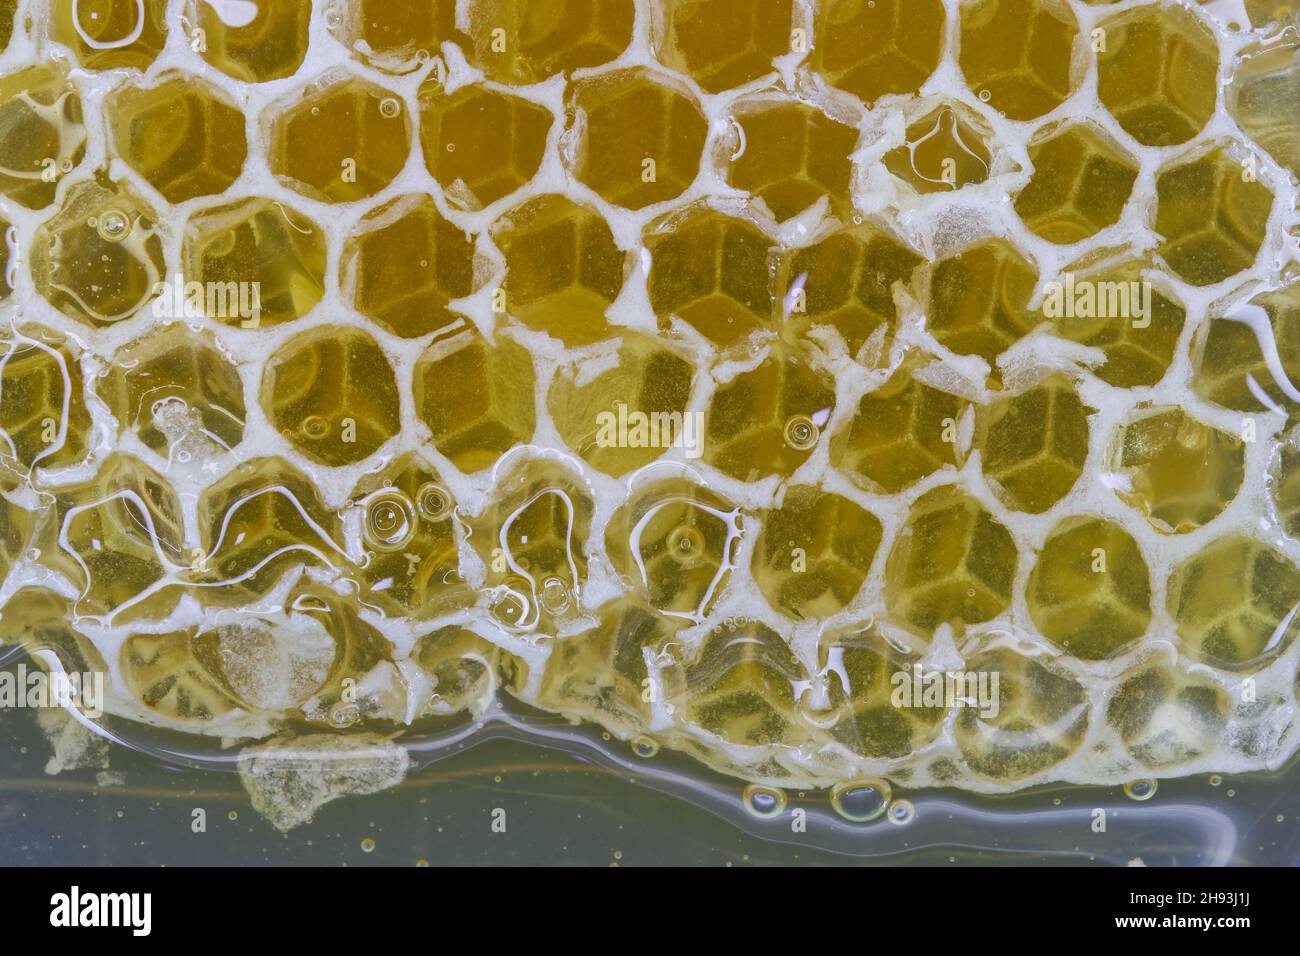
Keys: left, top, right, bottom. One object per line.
{"left": 1104, "top": 407, "right": 1245, "bottom": 534}
{"left": 954, "top": 645, "right": 1089, "bottom": 781}
{"left": 29, "top": 174, "right": 165, "bottom": 327}
{"left": 1026, "top": 516, "right": 1151, "bottom": 660}
{"left": 492, "top": 193, "right": 629, "bottom": 346}
{"left": 0, "top": 64, "right": 86, "bottom": 210}
{"left": 107, "top": 72, "right": 248, "bottom": 204}
{"left": 702, "top": 345, "right": 836, "bottom": 481}
{"left": 37, "top": 454, "right": 186, "bottom": 621}
{"left": 341, "top": 193, "right": 480, "bottom": 339}
{"left": 539, "top": 601, "right": 678, "bottom": 730}
{"left": 470, "top": 460, "right": 594, "bottom": 629}
{"left": 1096, "top": 2, "right": 1219, "bottom": 147}
{"left": 654, "top": 0, "right": 795, "bottom": 94}
{"left": 1193, "top": 281, "right": 1300, "bottom": 414}
{"left": 413, "top": 322, "right": 537, "bottom": 473}
{"left": 100, "top": 325, "right": 247, "bottom": 461}
{"left": 977, "top": 372, "right": 1092, "bottom": 514}
{"left": 48, "top": 0, "right": 168, "bottom": 72}
{"left": 464, "top": 0, "right": 634, "bottom": 85}
{"left": 1229, "top": 37, "right": 1300, "bottom": 183}
{"left": 0, "top": 325, "right": 93, "bottom": 473}
{"left": 814, "top": 624, "right": 946, "bottom": 759}
{"left": 186, "top": 0, "right": 311, "bottom": 83}
{"left": 884, "top": 484, "right": 1018, "bottom": 636}
{"left": 260, "top": 325, "right": 402, "bottom": 467}
{"left": 1047, "top": 259, "right": 1186, "bottom": 389}
{"left": 645, "top": 204, "right": 776, "bottom": 347}
{"left": 726, "top": 98, "right": 858, "bottom": 223}
{"left": 1168, "top": 533, "right": 1300, "bottom": 671}
{"left": 926, "top": 238, "right": 1039, "bottom": 377}
{"left": 1154, "top": 146, "right": 1273, "bottom": 287}
{"left": 119, "top": 629, "right": 242, "bottom": 724}
{"left": 752, "top": 486, "right": 883, "bottom": 621}
{"left": 776, "top": 221, "right": 922, "bottom": 359}
{"left": 182, "top": 196, "right": 327, "bottom": 328}
{"left": 266, "top": 71, "right": 412, "bottom": 203}
{"left": 678, "top": 619, "right": 812, "bottom": 747}
{"left": 417, "top": 78, "right": 552, "bottom": 212}
{"left": 959, "top": 0, "right": 1079, "bottom": 122}
{"left": 193, "top": 457, "right": 347, "bottom": 607}
{"left": 604, "top": 478, "right": 741, "bottom": 623}
{"left": 325, "top": 0, "right": 461, "bottom": 74}
{"left": 829, "top": 357, "right": 968, "bottom": 494}
{"left": 567, "top": 67, "right": 708, "bottom": 210}
{"left": 1107, "top": 654, "right": 1230, "bottom": 768}
{"left": 882, "top": 103, "right": 994, "bottom": 195}
{"left": 416, "top": 625, "right": 527, "bottom": 717}
{"left": 1014, "top": 122, "right": 1139, "bottom": 244}
{"left": 548, "top": 332, "right": 696, "bottom": 477}
{"left": 350, "top": 452, "right": 470, "bottom": 620}
{"left": 810, "top": 0, "right": 946, "bottom": 105}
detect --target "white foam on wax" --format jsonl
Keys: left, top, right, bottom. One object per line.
{"left": 0, "top": 0, "right": 1299, "bottom": 793}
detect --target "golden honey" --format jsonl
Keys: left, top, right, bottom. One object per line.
{"left": 1, "top": 0, "right": 1299, "bottom": 827}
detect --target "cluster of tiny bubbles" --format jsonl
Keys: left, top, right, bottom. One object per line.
{"left": 783, "top": 415, "right": 819, "bottom": 451}
{"left": 887, "top": 799, "right": 916, "bottom": 826}
{"left": 631, "top": 735, "right": 660, "bottom": 759}
{"left": 830, "top": 778, "right": 893, "bottom": 822}
{"left": 742, "top": 784, "right": 788, "bottom": 819}
{"left": 93, "top": 210, "right": 131, "bottom": 243}
{"left": 329, "top": 700, "right": 360, "bottom": 728}
{"left": 1124, "top": 779, "right": 1158, "bottom": 802}
{"left": 416, "top": 482, "right": 453, "bottom": 521}
{"left": 364, "top": 491, "right": 416, "bottom": 552}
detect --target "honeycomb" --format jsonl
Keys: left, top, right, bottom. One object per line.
{"left": 2, "top": 0, "right": 1300, "bottom": 816}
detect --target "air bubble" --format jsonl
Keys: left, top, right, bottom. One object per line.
{"left": 96, "top": 210, "right": 130, "bottom": 242}
{"left": 416, "top": 482, "right": 452, "bottom": 521}
{"left": 364, "top": 492, "right": 415, "bottom": 552}
{"left": 783, "top": 415, "right": 819, "bottom": 450}
{"left": 831, "top": 778, "right": 892, "bottom": 822}
{"left": 301, "top": 415, "right": 328, "bottom": 439}
{"left": 379, "top": 98, "right": 402, "bottom": 118}
{"left": 742, "top": 784, "right": 787, "bottom": 818}
{"left": 667, "top": 525, "right": 705, "bottom": 566}
{"left": 887, "top": 799, "right": 915, "bottom": 826}
{"left": 539, "top": 576, "right": 572, "bottom": 615}
{"left": 1124, "top": 779, "right": 1157, "bottom": 801}
{"left": 632, "top": 736, "right": 659, "bottom": 758}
